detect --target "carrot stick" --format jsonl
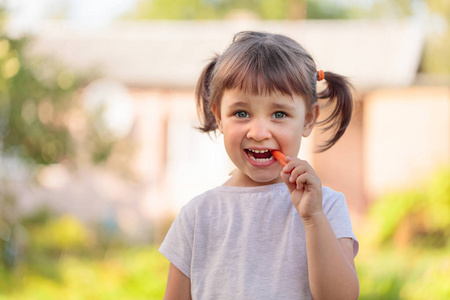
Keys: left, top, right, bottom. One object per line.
{"left": 271, "top": 150, "right": 288, "bottom": 167}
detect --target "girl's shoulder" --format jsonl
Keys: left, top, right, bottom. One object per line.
{"left": 178, "top": 187, "right": 218, "bottom": 214}
{"left": 321, "top": 186, "right": 350, "bottom": 215}
{"left": 322, "top": 186, "right": 345, "bottom": 201}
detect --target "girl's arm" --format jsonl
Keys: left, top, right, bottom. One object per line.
{"left": 163, "top": 263, "right": 192, "bottom": 300}
{"left": 303, "top": 215, "right": 359, "bottom": 300}
{"left": 281, "top": 157, "right": 359, "bottom": 300}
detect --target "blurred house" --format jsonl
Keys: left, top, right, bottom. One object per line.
{"left": 16, "top": 20, "right": 449, "bottom": 237}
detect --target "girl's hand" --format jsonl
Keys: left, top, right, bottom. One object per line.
{"left": 280, "top": 156, "right": 323, "bottom": 221}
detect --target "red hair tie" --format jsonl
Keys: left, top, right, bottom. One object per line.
{"left": 317, "top": 70, "right": 325, "bottom": 81}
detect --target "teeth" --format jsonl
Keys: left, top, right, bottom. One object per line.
{"left": 249, "top": 156, "right": 274, "bottom": 162}
{"left": 249, "top": 149, "right": 269, "bottom": 153}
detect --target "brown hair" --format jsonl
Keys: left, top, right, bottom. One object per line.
{"left": 196, "top": 31, "right": 353, "bottom": 152}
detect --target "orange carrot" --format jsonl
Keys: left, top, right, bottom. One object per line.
{"left": 271, "top": 150, "right": 288, "bottom": 167}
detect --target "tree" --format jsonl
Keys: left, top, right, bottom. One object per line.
{"left": 126, "top": 0, "right": 351, "bottom": 21}
{"left": 0, "top": 7, "right": 117, "bottom": 269}
{"left": 420, "top": 0, "right": 450, "bottom": 74}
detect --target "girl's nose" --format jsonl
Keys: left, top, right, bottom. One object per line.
{"left": 246, "top": 120, "right": 272, "bottom": 141}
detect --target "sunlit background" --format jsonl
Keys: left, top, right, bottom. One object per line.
{"left": 0, "top": 0, "right": 449, "bottom": 299}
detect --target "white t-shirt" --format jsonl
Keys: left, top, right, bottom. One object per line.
{"left": 160, "top": 183, "right": 358, "bottom": 300}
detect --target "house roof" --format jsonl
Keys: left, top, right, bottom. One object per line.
{"left": 27, "top": 20, "right": 425, "bottom": 90}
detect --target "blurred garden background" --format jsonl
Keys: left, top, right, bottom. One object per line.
{"left": 0, "top": 0, "right": 449, "bottom": 299}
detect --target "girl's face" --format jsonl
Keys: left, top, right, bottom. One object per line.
{"left": 213, "top": 88, "right": 318, "bottom": 187}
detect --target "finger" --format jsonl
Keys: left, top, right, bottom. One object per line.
{"left": 280, "top": 168, "right": 296, "bottom": 194}
{"left": 296, "top": 172, "right": 321, "bottom": 192}
{"left": 289, "top": 159, "right": 319, "bottom": 179}
{"left": 284, "top": 159, "right": 311, "bottom": 183}
{"left": 296, "top": 173, "right": 311, "bottom": 191}
{"left": 281, "top": 156, "right": 302, "bottom": 173}
{"left": 288, "top": 163, "right": 308, "bottom": 184}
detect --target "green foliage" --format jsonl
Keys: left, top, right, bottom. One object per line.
{"left": 425, "top": 167, "right": 450, "bottom": 229}
{"left": 306, "top": 1, "right": 351, "bottom": 19}
{"left": 0, "top": 206, "right": 169, "bottom": 299}
{"left": 360, "top": 167, "right": 450, "bottom": 299}
{"left": 368, "top": 167, "right": 450, "bottom": 248}
{"left": 0, "top": 246, "right": 169, "bottom": 299}
{"left": 421, "top": 32, "right": 450, "bottom": 75}
{"left": 31, "top": 215, "right": 93, "bottom": 253}
{"left": 0, "top": 33, "right": 81, "bottom": 165}
{"left": 0, "top": 4, "right": 128, "bottom": 268}
{"left": 368, "top": 189, "right": 423, "bottom": 245}
{"left": 127, "top": 0, "right": 352, "bottom": 20}
{"left": 401, "top": 257, "right": 450, "bottom": 300}
{"left": 357, "top": 247, "right": 450, "bottom": 300}
{"left": 0, "top": 7, "right": 120, "bottom": 168}
{"left": 132, "top": 0, "right": 223, "bottom": 20}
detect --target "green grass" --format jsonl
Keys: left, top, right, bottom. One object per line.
{"left": 0, "top": 246, "right": 169, "bottom": 300}
{"left": 356, "top": 244, "right": 450, "bottom": 300}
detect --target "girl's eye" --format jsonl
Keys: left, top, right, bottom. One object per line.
{"left": 273, "top": 111, "right": 287, "bottom": 119}
{"left": 234, "top": 111, "right": 249, "bottom": 118}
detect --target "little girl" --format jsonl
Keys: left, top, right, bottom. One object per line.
{"left": 160, "top": 31, "right": 359, "bottom": 300}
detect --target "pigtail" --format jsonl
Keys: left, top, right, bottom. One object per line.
{"left": 316, "top": 71, "right": 354, "bottom": 152}
{"left": 196, "top": 56, "right": 218, "bottom": 132}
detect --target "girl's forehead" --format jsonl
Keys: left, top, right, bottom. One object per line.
{"left": 221, "top": 88, "right": 305, "bottom": 107}
{"left": 223, "top": 88, "right": 301, "bottom": 100}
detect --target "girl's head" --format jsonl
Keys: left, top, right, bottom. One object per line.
{"left": 196, "top": 31, "right": 353, "bottom": 185}
{"left": 196, "top": 31, "right": 353, "bottom": 152}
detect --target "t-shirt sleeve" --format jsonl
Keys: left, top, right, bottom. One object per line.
{"left": 159, "top": 205, "right": 195, "bottom": 278}
{"left": 323, "top": 190, "right": 359, "bottom": 257}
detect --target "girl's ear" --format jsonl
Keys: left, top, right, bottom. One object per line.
{"left": 302, "top": 103, "right": 319, "bottom": 137}
{"left": 211, "top": 103, "right": 223, "bottom": 133}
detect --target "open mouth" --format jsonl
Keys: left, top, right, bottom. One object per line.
{"left": 245, "top": 149, "right": 274, "bottom": 162}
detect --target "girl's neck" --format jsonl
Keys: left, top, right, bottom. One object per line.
{"left": 222, "top": 170, "right": 284, "bottom": 187}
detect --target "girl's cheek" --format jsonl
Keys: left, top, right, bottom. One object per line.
{"left": 277, "top": 130, "right": 296, "bottom": 143}
{"left": 225, "top": 126, "right": 244, "bottom": 138}
{"left": 278, "top": 131, "right": 302, "bottom": 154}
